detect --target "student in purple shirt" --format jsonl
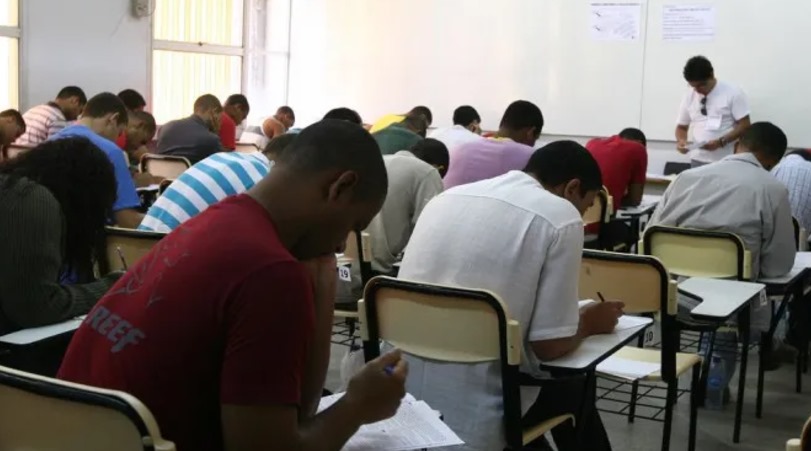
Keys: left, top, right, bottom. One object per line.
{"left": 443, "top": 100, "right": 543, "bottom": 189}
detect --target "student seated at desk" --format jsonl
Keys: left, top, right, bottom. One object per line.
{"left": 118, "top": 111, "right": 161, "bottom": 189}
{"left": 117, "top": 89, "right": 147, "bottom": 113}
{"left": 372, "top": 112, "right": 428, "bottom": 155}
{"left": 16, "top": 86, "right": 86, "bottom": 146}
{"left": 442, "top": 100, "right": 541, "bottom": 190}
{"left": 369, "top": 105, "right": 432, "bottom": 134}
{"left": 59, "top": 120, "right": 408, "bottom": 451}
{"left": 773, "top": 149, "right": 811, "bottom": 235}
{"left": 587, "top": 128, "right": 648, "bottom": 208}
{"left": 0, "top": 138, "right": 122, "bottom": 337}
{"left": 262, "top": 106, "right": 296, "bottom": 139}
{"left": 397, "top": 141, "right": 623, "bottom": 451}
{"left": 139, "top": 133, "right": 296, "bottom": 233}
{"left": 50, "top": 93, "right": 143, "bottom": 229}
{"left": 157, "top": 94, "right": 225, "bottom": 165}
{"left": 366, "top": 138, "right": 448, "bottom": 275}
{"left": 219, "top": 94, "right": 251, "bottom": 150}
{"left": 323, "top": 107, "right": 363, "bottom": 125}
{"left": 428, "top": 105, "right": 483, "bottom": 152}
{"left": 0, "top": 109, "right": 25, "bottom": 161}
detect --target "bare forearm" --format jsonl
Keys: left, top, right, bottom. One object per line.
{"left": 296, "top": 399, "right": 363, "bottom": 451}
{"left": 724, "top": 119, "right": 750, "bottom": 142}
{"left": 299, "top": 302, "right": 334, "bottom": 419}
{"left": 675, "top": 126, "right": 689, "bottom": 142}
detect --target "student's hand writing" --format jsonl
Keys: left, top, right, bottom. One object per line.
{"left": 676, "top": 141, "right": 689, "bottom": 154}
{"left": 343, "top": 350, "right": 408, "bottom": 424}
{"left": 580, "top": 301, "right": 624, "bottom": 336}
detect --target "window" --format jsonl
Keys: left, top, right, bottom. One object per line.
{"left": 152, "top": 0, "right": 246, "bottom": 125}
{"left": 0, "top": 0, "right": 19, "bottom": 109}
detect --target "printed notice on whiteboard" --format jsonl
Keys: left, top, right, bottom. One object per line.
{"left": 663, "top": 5, "right": 716, "bottom": 41}
{"left": 590, "top": 3, "right": 642, "bottom": 41}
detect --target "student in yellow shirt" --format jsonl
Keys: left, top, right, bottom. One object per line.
{"left": 369, "top": 106, "right": 432, "bottom": 134}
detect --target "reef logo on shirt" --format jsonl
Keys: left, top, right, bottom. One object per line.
{"left": 83, "top": 306, "right": 145, "bottom": 353}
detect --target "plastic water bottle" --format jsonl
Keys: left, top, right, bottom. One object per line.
{"left": 706, "top": 355, "right": 726, "bottom": 410}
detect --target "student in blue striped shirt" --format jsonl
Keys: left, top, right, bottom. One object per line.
{"left": 138, "top": 134, "right": 297, "bottom": 233}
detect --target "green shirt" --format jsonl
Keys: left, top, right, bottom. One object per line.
{"left": 373, "top": 124, "right": 423, "bottom": 155}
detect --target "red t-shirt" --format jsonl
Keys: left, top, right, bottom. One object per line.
{"left": 115, "top": 132, "right": 127, "bottom": 150}
{"left": 218, "top": 112, "right": 237, "bottom": 150}
{"left": 586, "top": 135, "right": 648, "bottom": 207}
{"left": 58, "top": 194, "right": 314, "bottom": 451}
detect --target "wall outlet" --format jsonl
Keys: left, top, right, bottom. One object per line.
{"left": 132, "top": 0, "right": 151, "bottom": 18}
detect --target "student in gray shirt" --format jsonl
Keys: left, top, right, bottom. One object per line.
{"left": 157, "top": 94, "right": 225, "bottom": 164}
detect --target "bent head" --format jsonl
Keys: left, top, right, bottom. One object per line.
{"left": 0, "top": 109, "right": 25, "bottom": 145}
{"left": 55, "top": 86, "right": 87, "bottom": 121}
{"left": 126, "top": 111, "right": 157, "bottom": 150}
{"left": 410, "top": 138, "right": 450, "bottom": 178}
{"left": 224, "top": 94, "right": 250, "bottom": 125}
{"left": 453, "top": 105, "right": 481, "bottom": 134}
{"left": 524, "top": 140, "right": 603, "bottom": 216}
{"left": 276, "top": 106, "right": 296, "bottom": 129}
{"left": 500, "top": 100, "right": 544, "bottom": 146}
{"left": 194, "top": 94, "right": 224, "bottom": 133}
{"left": 269, "top": 119, "right": 388, "bottom": 259}
{"left": 735, "top": 122, "right": 788, "bottom": 171}
{"left": 683, "top": 56, "right": 716, "bottom": 96}
{"left": 82, "top": 92, "right": 129, "bottom": 141}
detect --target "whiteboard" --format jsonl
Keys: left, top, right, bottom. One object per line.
{"left": 288, "top": 0, "right": 647, "bottom": 137}
{"left": 641, "top": 0, "right": 811, "bottom": 146}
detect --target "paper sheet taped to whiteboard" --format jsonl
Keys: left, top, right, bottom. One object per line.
{"left": 663, "top": 5, "right": 716, "bottom": 41}
{"left": 590, "top": 3, "right": 642, "bottom": 41}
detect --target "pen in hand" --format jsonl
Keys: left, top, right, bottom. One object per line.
{"left": 597, "top": 292, "right": 607, "bottom": 303}
{"left": 116, "top": 246, "right": 129, "bottom": 271}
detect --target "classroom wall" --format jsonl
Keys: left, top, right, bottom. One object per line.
{"left": 19, "top": 0, "right": 151, "bottom": 111}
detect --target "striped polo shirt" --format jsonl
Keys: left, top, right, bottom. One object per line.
{"left": 16, "top": 103, "right": 68, "bottom": 146}
{"left": 138, "top": 151, "right": 271, "bottom": 233}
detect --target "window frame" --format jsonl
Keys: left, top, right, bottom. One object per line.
{"left": 0, "top": 1, "right": 20, "bottom": 110}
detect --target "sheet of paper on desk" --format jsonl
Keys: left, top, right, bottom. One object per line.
{"left": 318, "top": 393, "right": 463, "bottom": 450}
{"left": 0, "top": 315, "right": 86, "bottom": 345}
{"left": 615, "top": 315, "right": 652, "bottom": 331}
{"left": 794, "top": 252, "right": 811, "bottom": 270}
{"left": 597, "top": 356, "right": 660, "bottom": 381}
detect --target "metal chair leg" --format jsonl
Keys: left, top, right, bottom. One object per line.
{"left": 689, "top": 365, "right": 700, "bottom": 451}
{"left": 698, "top": 330, "right": 717, "bottom": 406}
{"left": 628, "top": 380, "right": 639, "bottom": 423}
{"left": 661, "top": 381, "right": 677, "bottom": 451}
{"left": 756, "top": 330, "right": 768, "bottom": 418}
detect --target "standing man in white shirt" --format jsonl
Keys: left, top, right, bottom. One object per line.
{"left": 428, "top": 105, "right": 483, "bottom": 153}
{"left": 676, "top": 56, "right": 751, "bottom": 166}
{"left": 398, "top": 141, "right": 623, "bottom": 450}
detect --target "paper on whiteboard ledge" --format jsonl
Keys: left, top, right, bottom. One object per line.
{"left": 597, "top": 356, "right": 660, "bottom": 381}
{"left": 318, "top": 393, "right": 464, "bottom": 450}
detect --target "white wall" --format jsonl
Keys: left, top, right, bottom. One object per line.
{"left": 20, "top": 0, "right": 151, "bottom": 111}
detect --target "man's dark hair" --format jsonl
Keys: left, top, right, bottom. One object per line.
{"left": 524, "top": 141, "right": 602, "bottom": 195}
{"left": 683, "top": 56, "right": 714, "bottom": 82}
{"left": 500, "top": 100, "right": 544, "bottom": 135}
{"left": 56, "top": 86, "right": 87, "bottom": 105}
{"left": 225, "top": 94, "right": 250, "bottom": 111}
{"left": 323, "top": 107, "right": 363, "bottom": 125}
{"left": 410, "top": 138, "right": 450, "bottom": 177}
{"left": 277, "top": 106, "right": 295, "bottom": 121}
{"left": 739, "top": 122, "right": 788, "bottom": 161}
{"left": 132, "top": 110, "right": 157, "bottom": 136}
{"left": 0, "top": 137, "right": 116, "bottom": 279}
{"left": 194, "top": 94, "right": 223, "bottom": 113}
{"left": 276, "top": 119, "right": 387, "bottom": 201}
{"left": 619, "top": 128, "right": 647, "bottom": 147}
{"left": 409, "top": 106, "right": 433, "bottom": 126}
{"left": 453, "top": 106, "right": 481, "bottom": 127}
{"left": 401, "top": 113, "right": 429, "bottom": 137}
{"left": 0, "top": 109, "right": 25, "bottom": 131}
{"left": 117, "top": 89, "right": 147, "bottom": 111}
{"left": 83, "top": 92, "right": 129, "bottom": 126}
{"left": 263, "top": 133, "right": 297, "bottom": 158}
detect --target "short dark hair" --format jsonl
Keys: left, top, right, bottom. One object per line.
{"left": 225, "top": 94, "right": 250, "bottom": 111}
{"left": 453, "top": 106, "right": 481, "bottom": 127}
{"left": 524, "top": 141, "right": 602, "bottom": 194}
{"left": 410, "top": 138, "right": 449, "bottom": 177}
{"left": 619, "top": 128, "right": 647, "bottom": 147}
{"left": 401, "top": 113, "right": 429, "bottom": 137}
{"left": 500, "top": 100, "right": 544, "bottom": 135}
{"left": 739, "top": 122, "right": 788, "bottom": 161}
{"left": 277, "top": 106, "right": 295, "bottom": 121}
{"left": 56, "top": 86, "right": 87, "bottom": 105}
{"left": 276, "top": 119, "right": 387, "bottom": 202}
{"left": 194, "top": 94, "right": 222, "bottom": 113}
{"left": 264, "top": 133, "right": 297, "bottom": 157}
{"left": 117, "top": 89, "right": 147, "bottom": 111}
{"left": 131, "top": 110, "right": 157, "bottom": 135}
{"left": 683, "top": 56, "right": 714, "bottom": 82}
{"left": 0, "top": 109, "right": 25, "bottom": 131}
{"left": 409, "top": 106, "right": 433, "bottom": 126}
{"left": 83, "top": 92, "right": 129, "bottom": 126}
{"left": 323, "top": 107, "right": 363, "bottom": 125}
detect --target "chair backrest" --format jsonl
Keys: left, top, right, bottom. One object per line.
{"left": 235, "top": 142, "right": 259, "bottom": 153}
{"left": 359, "top": 276, "right": 524, "bottom": 446}
{"left": 579, "top": 250, "right": 680, "bottom": 381}
{"left": 97, "top": 227, "right": 167, "bottom": 274}
{"left": 345, "top": 230, "right": 374, "bottom": 286}
{"left": 641, "top": 225, "right": 751, "bottom": 280}
{"left": 583, "top": 188, "right": 611, "bottom": 227}
{"left": 140, "top": 154, "right": 191, "bottom": 179}
{"left": 0, "top": 364, "right": 175, "bottom": 451}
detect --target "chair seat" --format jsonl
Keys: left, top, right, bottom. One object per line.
{"left": 611, "top": 347, "right": 702, "bottom": 381}
{"left": 522, "top": 414, "right": 574, "bottom": 445}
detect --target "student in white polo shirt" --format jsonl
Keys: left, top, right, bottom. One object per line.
{"left": 397, "top": 141, "right": 624, "bottom": 451}
{"left": 428, "top": 105, "right": 483, "bottom": 153}
{"left": 676, "top": 56, "right": 751, "bottom": 167}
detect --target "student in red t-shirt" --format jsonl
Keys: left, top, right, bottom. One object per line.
{"left": 58, "top": 119, "right": 407, "bottom": 451}
{"left": 219, "top": 94, "right": 251, "bottom": 150}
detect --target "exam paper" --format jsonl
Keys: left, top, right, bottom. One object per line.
{"left": 579, "top": 300, "right": 652, "bottom": 331}
{"left": 590, "top": 2, "right": 642, "bottom": 41}
{"left": 663, "top": 5, "right": 716, "bottom": 42}
{"left": 597, "top": 356, "right": 660, "bottom": 380}
{"left": 318, "top": 393, "right": 464, "bottom": 450}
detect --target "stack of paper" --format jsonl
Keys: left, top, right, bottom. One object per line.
{"left": 318, "top": 393, "right": 464, "bottom": 450}
{"left": 597, "top": 356, "right": 660, "bottom": 381}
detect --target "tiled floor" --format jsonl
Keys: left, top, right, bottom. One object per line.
{"left": 326, "top": 342, "right": 809, "bottom": 450}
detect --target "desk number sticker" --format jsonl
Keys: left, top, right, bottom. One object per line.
{"left": 338, "top": 265, "right": 352, "bottom": 282}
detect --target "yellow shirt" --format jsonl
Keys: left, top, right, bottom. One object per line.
{"left": 369, "top": 114, "right": 405, "bottom": 134}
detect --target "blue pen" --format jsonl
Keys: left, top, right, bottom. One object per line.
{"left": 384, "top": 364, "right": 395, "bottom": 376}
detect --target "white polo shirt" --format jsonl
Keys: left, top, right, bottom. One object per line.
{"left": 397, "top": 170, "right": 584, "bottom": 450}
{"left": 677, "top": 80, "right": 750, "bottom": 163}
{"left": 428, "top": 124, "right": 483, "bottom": 153}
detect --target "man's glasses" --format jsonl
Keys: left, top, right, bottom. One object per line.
{"left": 700, "top": 97, "right": 707, "bottom": 116}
